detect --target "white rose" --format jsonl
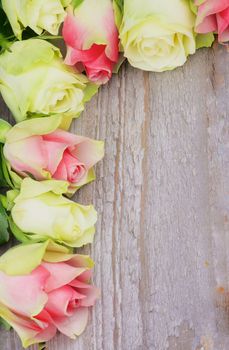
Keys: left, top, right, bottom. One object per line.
{"left": 118, "top": 0, "right": 196, "bottom": 72}
{"left": 2, "top": 0, "right": 71, "bottom": 38}
{"left": 0, "top": 39, "right": 97, "bottom": 126}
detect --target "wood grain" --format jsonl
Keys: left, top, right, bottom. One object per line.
{"left": 0, "top": 44, "right": 228, "bottom": 350}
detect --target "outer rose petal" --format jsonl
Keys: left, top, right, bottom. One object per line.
{"left": 217, "top": 7, "right": 229, "bottom": 41}
{"left": 65, "top": 40, "right": 106, "bottom": 64}
{"left": 0, "top": 303, "right": 57, "bottom": 348}
{"left": 42, "top": 262, "right": 86, "bottom": 292}
{"left": 4, "top": 135, "right": 48, "bottom": 179}
{"left": 69, "top": 279, "right": 100, "bottom": 307}
{"left": 71, "top": 138, "right": 104, "bottom": 169}
{"left": 0, "top": 266, "right": 49, "bottom": 317}
{"left": 0, "top": 241, "right": 49, "bottom": 276}
{"left": 67, "top": 255, "right": 94, "bottom": 272}
{"left": 42, "top": 140, "right": 68, "bottom": 175}
{"left": 197, "top": 14, "right": 218, "bottom": 33}
{"left": 52, "top": 307, "right": 89, "bottom": 338}
{"left": 4, "top": 116, "right": 62, "bottom": 143}
{"left": 43, "top": 129, "right": 78, "bottom": 145}
{"left": 195, "top": 0, "right": 229, "bottom": 18}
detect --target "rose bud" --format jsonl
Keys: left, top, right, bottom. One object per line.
{"left": 63, "top": 0, "right": 119, "bottom": 84}
{"left": 8, "top": 178, "right": 97, "bottom": 247}
{"left": 3, "top": 116, "right": 104, "bottom": 195}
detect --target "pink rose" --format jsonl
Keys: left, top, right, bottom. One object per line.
{"left": 63, "top": 1, "right": 119, "bottom": 84}
{"left": 3, "top": 116, "right": 104, "bottom": 194}
{"left": 195, "top": 0, "right": 229, "bottom": 43}
{"left": 0, "top": 242, "right": 99, "bottom": 347}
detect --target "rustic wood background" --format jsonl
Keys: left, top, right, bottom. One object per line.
{"left": 0, "top": 44, "right": 228, "bottom": 350}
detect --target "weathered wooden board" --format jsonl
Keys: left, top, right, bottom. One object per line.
{"left": 0, "top": 44, "right": 228, "bottom": 350}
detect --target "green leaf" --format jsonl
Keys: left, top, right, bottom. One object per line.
{"left": 0, "top": 145, "right": 22, "bottom": 190}
{"left": 0, "top": 6, "right": 15, "bottom": 53}
{"left": 0, "top": 7, "right": 13, "bottom": 37}
{"left": 113, "top": 0, "right": 123, "bottom": 8}
{"left": 72, "top": 0, "right": 84, "bottom": 9}
{"left": 196, "top": 32, "right": 215, "bottom": 49}
{"left": 0, "top": 194, "right": 7, "bottom": 208}
{"left": 0, "top": 156, "right": 8, "bottom": 188}
{"left": 0, "top": 317, "right": 11, "bottom": 331}
{"left": 0, "top": 146, "right": 14, "bottom": 188}
{"left": 113, "top": 0, "right": 123, "bottom": 29}
{"left": 83, "top": 82, "right": 99, "bottom": 103}
{"left": 0, "top": 119, "right": 11, "bottom": 143}
{"left": 113, "top": 53, "right": 126, "bottom": 73}
{"left": 0, "top": 199, "right": 10, "bottom": 245}
{"left": 38, "top": 343, "right": 47, "bottom": 350}
{"left": 189, "top": 0, "right": 197, "bottom": 15}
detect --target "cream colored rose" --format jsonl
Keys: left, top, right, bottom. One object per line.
{"left": 0, "top": 39, "right": 97, "bottom": 127}
{"left": 9, "top": 179, "right": 97, "bottom": 247}
{"left": 118, "top": 0, "right": 196, "bottom": 72}
{"left": 2, "top": 0, "right": 71, "bottom": 39}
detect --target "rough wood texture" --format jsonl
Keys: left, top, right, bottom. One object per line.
{"left": 0, "top": 44, "right": 228, "bottom": 350}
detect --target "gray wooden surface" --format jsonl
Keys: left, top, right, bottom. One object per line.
{"left": 0, "top": 44, "right": 228, "bottom": 350}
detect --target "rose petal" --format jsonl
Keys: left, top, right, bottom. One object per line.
{"left": 217, "top": 7, "right": 229, "bottom": 41}
{"left": 65, "top": 42, "right": 106, "bottom": 65}
{"left": 0, "top": 303, "right": 56, "bottom": 348}
{"left": 4, "top": 135, "right": 48, "bottom": 179}
{"left": 52, "top": 156, "right": 68, "bottom": 181}
{"left": 53, "top": 149, "right": 86, "bottom": 183}
{"left": 0, "top": 266, "right": 49, "bottom": 317}
{"left": 195, "top": 0, "right": 229, "bottom": 42}
{"left": 69, "top": 280, "right": 99, "bottom": 307}
{"left": 52, "top": 307, "right": 89, "bottom": 338}
{"left": 71, "top": 139, "right": 104, "bottom": 169}
{"left": 45, "top": 285, "right": 85, "bottom": 317}
{"left": 42, "top": 262, "right": 86, "bottom": 292}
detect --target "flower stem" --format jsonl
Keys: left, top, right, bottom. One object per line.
{"left": 35, "top": 35, "right": 63, "bottom": 40}
{"left": 4, "top": 35, "right": 15, "bottom": 40}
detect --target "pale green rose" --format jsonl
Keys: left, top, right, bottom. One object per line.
{"left": 0, "top": 39, "right": 98, "bottom": 128}
{"left": 2, "top": 0, "right": 71, "bottom": 39}
{"left": 118, "top": 0, "right": 196, "bottom": 72}
{"left": 8, "top": 178, "right": 97, "bottom": 247}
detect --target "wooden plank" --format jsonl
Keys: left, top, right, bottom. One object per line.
{"left": 0, "top": 44, "right": 228, "bottom": 349}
